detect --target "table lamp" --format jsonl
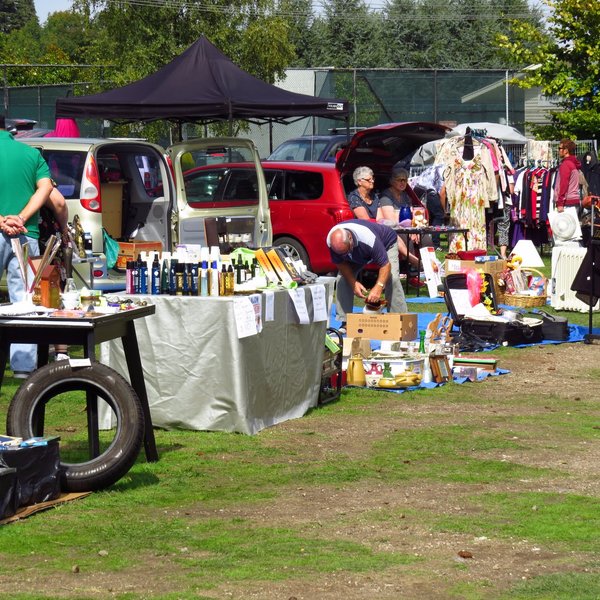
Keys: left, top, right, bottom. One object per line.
{"left": 510, "top": 239, "right": 545, "bottom": 268}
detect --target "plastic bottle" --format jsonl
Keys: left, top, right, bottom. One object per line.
{"left": 132, "top": 257, "right": 140, "bottom": 294}
{"left": 226, "top": 264, "right": 235, "bottom": 295}
{"left": 219, "top": 264, "right": 227, "bottom": 296}
{"left": 160, "top": 257, "right": 169, "bottom": 294}
{"left": 138, "top": 255, "right": 148, "bottom": 294}
{"left": 200, "top": 260, "right": 208, "bottom": 297}
{"left": 190, "top": 262, "right": 199, "bottom": 296}
{"left": 175, "top": 263, "right": 184, "bottom": 295}
{"left": 209, "top": 260, "right": 220, "bottom": 296}
{"left": 182, "top": 262, "right": 190, "bottom": 295}
{"left": 126, "top": 261, "right": 135, "bottom": 294}
{"left": 422, "top": 357, "right": 433, "bottom": 384}
{"left": 169, "top": 258, "right": 178, "bottom": 295}
{"left": 150, "top": 253, "right": 161, "bottom": 295}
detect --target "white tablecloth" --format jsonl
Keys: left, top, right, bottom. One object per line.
{"left": 99, "top": 280, "right": 333, "bottom": 434}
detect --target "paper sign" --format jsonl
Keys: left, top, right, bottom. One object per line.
{"left": 249, "top": 293, "right": 263, "bottom": 333}
{"left": 233, "top": 296, "right": 259, "bottom": 338}
{"left": 288, "top": 288, "right": 310, "bottom": 324}
{"left": 264, "top": 290, "right": 275, "bottom": 321}
{"left": 310, "top": 284, "right": 328, "bottom": 322}
{"left": 449, "top": 288, "right": 474, "bottom": 316}
{"left": 419, "top": 246, "right": 443, "bottom": 298}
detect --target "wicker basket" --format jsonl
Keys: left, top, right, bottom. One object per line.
{"left": 504, "top": 268, "right": 548, "bottom": 308}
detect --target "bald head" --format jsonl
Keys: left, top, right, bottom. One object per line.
{"left": 329, "top": 228, "right": 353, "bottom": 254}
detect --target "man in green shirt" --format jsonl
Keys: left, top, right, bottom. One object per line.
{"left": 0, "top": 114, "right": 53, "bottom": 377}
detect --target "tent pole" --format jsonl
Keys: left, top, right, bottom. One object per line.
{"left": 269, "top": 122, "right": 273, "bottom": 154}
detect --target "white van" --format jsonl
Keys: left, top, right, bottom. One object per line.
{"left": 21, "top": 137, "right": 272, "bottom": 290}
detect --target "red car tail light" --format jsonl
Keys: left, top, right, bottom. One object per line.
{"left": 80, "top": 155, "right": 101, "bottom": 213}
{"left": 328, "top": 207, "right": 355, "bottom": 224}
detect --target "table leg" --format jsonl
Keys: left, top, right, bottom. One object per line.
{"left": 82, "top": 333, "right": 101, "bottom": 458}
{"left": 122, "top": 321, "right": 159, "bottom": 462}
{"left": 86, "top": 390, "right": 101, "bottom": 458}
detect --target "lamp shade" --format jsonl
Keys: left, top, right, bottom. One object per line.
{"left": 510, "top": 239, "right": 545, "bottom": 268}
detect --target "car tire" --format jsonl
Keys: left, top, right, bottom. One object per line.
{"left": 273, "top": 236, "right": 310, "bottom": 270}
{"left": 6, "top": 362, "right": 145, "bottom": 493}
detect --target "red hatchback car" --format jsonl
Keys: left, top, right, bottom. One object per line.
{"left": 183, "top": 160, "right": 354, "bottom": 274}
{"left": 182, "top": 122, "right": 450, "bottom": 274}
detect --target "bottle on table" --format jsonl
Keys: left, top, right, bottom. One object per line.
{"left": 151, "top": 253, "right": 160, "bottom": 295}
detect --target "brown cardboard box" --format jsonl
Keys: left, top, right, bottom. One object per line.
{"left": 101, "top": 181, "right": 125, "bottom": 239}
{"left": 346, "top": 313, "right": 418, "bottom": 341}
{"left": 117, "top": 241, "right": 162, "bottom": 269}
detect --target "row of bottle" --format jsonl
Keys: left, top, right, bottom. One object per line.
{"left": 125, "top": 253, "right": 259, "bottom": 296}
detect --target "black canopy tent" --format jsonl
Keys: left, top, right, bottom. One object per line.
{"left": 55, "top": 36, "right": 349, "bottom": 138}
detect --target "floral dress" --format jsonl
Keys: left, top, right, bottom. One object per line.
{"left": 443, "top": 155, "right": 488, "bottom": 252}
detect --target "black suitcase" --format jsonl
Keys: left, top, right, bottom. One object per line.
{"left": 443, "top": 273, "right": 544, "bottom": 347}
{"left": 525, "top": 309, "right": 569, "bottom": 341}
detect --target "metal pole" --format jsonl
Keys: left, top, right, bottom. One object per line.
{"left": 353, "top": 69, "right": 357, "bottom": 131}
{"left": 505, "top": 70, "right": 509, "bottom": 125}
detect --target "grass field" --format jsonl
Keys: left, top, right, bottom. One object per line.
{"left": 1, "top": 251, "right": 599, "bottom": 598}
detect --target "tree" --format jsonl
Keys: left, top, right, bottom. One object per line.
{"left": 0, "top": 0, "right": 36, "bottom": 34}
{"left": 276, "top": 0, "right": 316, "bottom": 67}
{"left": 496, "top": 0, "right": 600, "bottom": 139}
{"left": 310, "top": 0, "right": 386, "bottom": 68}
{"left": 383, "top": 0, "right": 543, "bottom": 69}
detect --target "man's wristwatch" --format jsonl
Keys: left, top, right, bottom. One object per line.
{"left": 376, "top": 282, "right": 385, "bottom": 288}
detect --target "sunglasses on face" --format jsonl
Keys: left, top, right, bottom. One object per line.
{"left": 361, "top": 177, "right": 374, "bottom": 183}
{"left": 395, "top": 178, "right": 408, "bottom": 182}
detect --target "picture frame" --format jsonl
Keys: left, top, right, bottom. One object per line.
{"left": 429, "top": 355, "right": 451, "bottom": 383}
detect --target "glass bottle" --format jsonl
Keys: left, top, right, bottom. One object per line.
{"left": 64, "top": 277, "right": 77, "bottom": 294}
{"left": 382, "top": 362, "right": 393, "bottom": 378}
{"left": 418, "top": 330, "right": 426, "bottom": 354}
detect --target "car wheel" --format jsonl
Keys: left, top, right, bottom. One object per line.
{"left": 6, "top": 361, "right": 145, "bottom": 493}
{"left": 273, "top": 236, "right": 311, "bottom": 269}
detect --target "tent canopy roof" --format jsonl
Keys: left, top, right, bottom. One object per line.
{"left": 55, "top": 36, "right": 348, "bottom": 125}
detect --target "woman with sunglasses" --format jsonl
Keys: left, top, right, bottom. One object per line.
{"left": 346, "top": 166, "right": 381, "bottom": 220}
{"left": 379, "top": 167, "right": 427, "bottom": 287}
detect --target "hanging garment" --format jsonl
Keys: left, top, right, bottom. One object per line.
{"left": 443, "top": 154, "right": 488, "bottom": 252}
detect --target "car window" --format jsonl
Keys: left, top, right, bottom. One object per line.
{"left": 184, "top": 169, "right": 226, "bottom": 204}
{"left": 98, "top": 154, "right": 123, "bottom": 182}
{"left": 265, "top": 170, "right": 282, "bottom": 200}
{"left": 223, "top": 169, "right": 258, "bottom": 202}
{"left": 41, "top": 150, "right": 86, "bottom": 199}
{"left": 269, "top": 140, "right": 330, "bottom": 162}
{"left": 133, "top": 153, "right": 163, "bottom": 197}
{"left": 284, "top": 171, "right": 324, "bottom": 200}
{"left": 182, "top": 147, "right": 253, "bottom": 168}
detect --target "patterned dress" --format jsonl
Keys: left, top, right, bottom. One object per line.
{"left": 444, "top": 155, "right": 487, "bottom": 252}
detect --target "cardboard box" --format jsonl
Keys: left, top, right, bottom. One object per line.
{"left": 346, "top": 313, "right": 418, "bottom": 341}
{"left": 101, "top": 182, "right": 124, "bottom": 239}
{"left": 117, "top": 241, "right": 162, "bottom": 270}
